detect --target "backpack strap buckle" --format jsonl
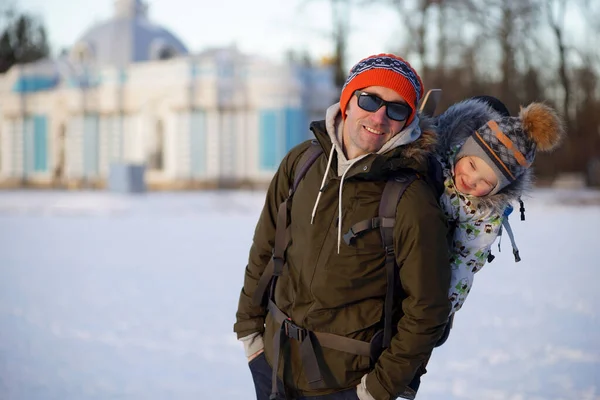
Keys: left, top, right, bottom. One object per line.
{"left": 343, "top": 218, "right": 386, "bottom": 245}
{"left": 342, "top": 227, "right": 357, "bottom": 246}
{"left": 284, "top": 318, "right": 306, "bottom": 341}
{"left": 384, "top": 245, "right": 395, "bottom": 256}
{"left": 272, "top": 255, "right": 285, "bottom": 276}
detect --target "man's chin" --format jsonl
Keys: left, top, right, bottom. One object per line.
{"left": 359, "top": 138, "right": 385, "bottom": 153}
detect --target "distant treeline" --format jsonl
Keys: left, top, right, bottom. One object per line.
{"left": 313, "top": 0, "right": 600, "bottom": 181}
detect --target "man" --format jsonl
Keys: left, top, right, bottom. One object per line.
{"left": 234, "top": 54, "right": 451, "bottom": 400}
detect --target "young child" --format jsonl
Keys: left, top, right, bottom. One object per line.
{"left": 435, "top": 97, "right": 565, "bottom": 314}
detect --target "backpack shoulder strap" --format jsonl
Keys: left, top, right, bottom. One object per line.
{"left": 251, "top": 141, "right": 323, "bottom": 307}
{"left": 379, "top": 172, "right": 419, "bottom": 348}
{"left": 426, "top": 154, "right": 445, "bottom": 200}
{"left": 380, "top": 170, "right": 455, "bottom": 349}
{"left": 291, "top": 140, "right": 323, "bottom": 195}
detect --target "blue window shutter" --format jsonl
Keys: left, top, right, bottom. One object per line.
{"left": 284, "top": 107, "right": 307, "bottom": 153}
{"left": 23, "top": 117, "right": 32, "bottom": 175}
{"left": 259, "top": 110, "right": 279, "bottom": 171}
{"left": 33, "top": 115, "right": 48, "bottom": 172}
{"left": 83, "top": 115, "right": 99, "bottom": 177}
{"left": 190, "top": 111, "right": 207, "bottom": 177}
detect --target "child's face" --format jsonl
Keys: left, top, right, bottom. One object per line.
{"left": 453, "top": 156, "right": 498, "bottom": 197}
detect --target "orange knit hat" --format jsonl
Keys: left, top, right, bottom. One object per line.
{"left": 339, "top": 53, "right": 424, "bottom": 126}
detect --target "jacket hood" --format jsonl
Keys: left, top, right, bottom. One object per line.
{"left": 435, "top": 98, "right": 531, "bottom": 210}
{"left": 310, "top": 105, "right": 438, "bottom": 178}
{"left": 309, "top": 103, "right": 439, "bottom": 253}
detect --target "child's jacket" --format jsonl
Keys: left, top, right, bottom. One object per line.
{"left": 435, "top": 99, "right": 532, "bottom": 313}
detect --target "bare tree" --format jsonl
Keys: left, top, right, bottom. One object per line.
{"left": 580, "top": 0, "right": 600, "bottom": 33}
{"left": 295, "top": 0, "right": 599, "bottom": 178}
{"left": 545, "top": 0, "right": 572, "bottom": 127}
{"left": 433, "top": 0, "right": 449, "bottom": 88}
{"left": 331, "top": 0, "right": 351, "bottom": 88}
{"left": 449, "top": 0, "right": 539, "bottom": 108}
{"left": 521, "top": 67, "right": 545, "bottom": 105}
{"left": 297, "top": 0, "right": 360, "bottom": 88}
{"left": 573, "top": 58, "right": 599, "bottom": 161}
{"left": 385, "top": 0, "right": 441, "bottom": 83}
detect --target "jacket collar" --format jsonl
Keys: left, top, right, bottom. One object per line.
{"left": 310, "top": 106, "right": 438, "bottom": 180}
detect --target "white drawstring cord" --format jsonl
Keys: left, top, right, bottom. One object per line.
{"left": 337, "top": 158, "right": 362, "bottom": 253}
{"left": 311, "top": 145, "right": 336, "bottom": 224}
{"left": 307, "top": 142, "right": 364, "bottom": 253}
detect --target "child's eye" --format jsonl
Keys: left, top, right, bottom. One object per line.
{"left": 470, "top": 160, "right": 475, "bottom": 169}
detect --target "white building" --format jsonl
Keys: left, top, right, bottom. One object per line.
{"left": 0, "top": 0, "right": 337, "bottom": 189}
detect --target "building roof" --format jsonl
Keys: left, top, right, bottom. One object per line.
{"left": 70, "top": 0, "right": 189, "bottom": 67}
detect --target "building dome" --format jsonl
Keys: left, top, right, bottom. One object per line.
{"left": 70, "top": 0, "right": 189, "bottom": 67}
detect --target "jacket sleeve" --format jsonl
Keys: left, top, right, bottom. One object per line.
{"left": 448, "top": 206, "right": 503, "bottom": 313}
{"left": 366, "top": 179, "right": 452, "bottom": 400}
{"left": 233, "top": 142, "right": 312, "bottom": 339}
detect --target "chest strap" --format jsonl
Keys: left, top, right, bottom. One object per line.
{"left": 342, "top": 217, "right": 395, "bottom": 245}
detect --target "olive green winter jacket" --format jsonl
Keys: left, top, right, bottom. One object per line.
{"left": 234, "top": 117, "right": 451, "bottom": 400}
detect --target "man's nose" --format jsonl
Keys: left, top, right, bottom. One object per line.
{"left": 371, "top": 105, "right": 388, "bottom": 123}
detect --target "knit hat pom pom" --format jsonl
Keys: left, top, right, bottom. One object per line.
{"left": 519, "top": 103, "right": 565, "bottom": 152}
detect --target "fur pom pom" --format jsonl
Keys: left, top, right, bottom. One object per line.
{"left": 519, "top": 103, "right": 565, "bottom": 152}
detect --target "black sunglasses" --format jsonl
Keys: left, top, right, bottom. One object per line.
{"left": 353, "top": 90, "right": 411, "bottom": 122}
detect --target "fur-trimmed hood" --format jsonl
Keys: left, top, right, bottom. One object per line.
{"left": 435, "top": 98, "right": 530, "bottom": 210}
{"left": 309, "top": 103, "right": 440, "bottom": 254}
{"left": 310, "top": 103, "right": 438, "bottom": 178}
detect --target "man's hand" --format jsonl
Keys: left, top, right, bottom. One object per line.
{"left": 240, "top": 332, "right": 265, "bottom": 362}
{"left": 356, "top": 374, "right": 377, "bottom": 400}
{"left": 248, "top": 349, "right": 264, "bottom": 363}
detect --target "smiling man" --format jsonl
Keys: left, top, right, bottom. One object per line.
{"left": 342, "top": 88, "right": 410, "bottom": 158}
{"left": 234, "top": 54, "right": 451, "bottom": 400}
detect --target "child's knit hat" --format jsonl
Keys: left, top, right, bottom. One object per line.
{"left": 456, "top": 102, "right": 565, "bottom": 195}
{"left": 339, "top": 53, "right": 424, "bottom": 125}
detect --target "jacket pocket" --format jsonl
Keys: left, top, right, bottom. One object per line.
{"left": 248, "top": 351, "right": 266, "bottom": 368}
{"left": 313, "top": 339, "right": 371, "bottom": 390}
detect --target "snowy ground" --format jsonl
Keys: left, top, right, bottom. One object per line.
{"left": 0, "top": 189, "right": 599, "bottom": 400}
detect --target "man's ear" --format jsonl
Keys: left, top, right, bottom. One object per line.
{"left": 343, "top": 101, "right": 352, "bottom": 118}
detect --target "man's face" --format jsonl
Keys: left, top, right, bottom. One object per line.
{"left": 453, "top": 155, "right": 498, "bottom": 197}
{"left": 342, "top": 86, "right": 409, "bottom": 160}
